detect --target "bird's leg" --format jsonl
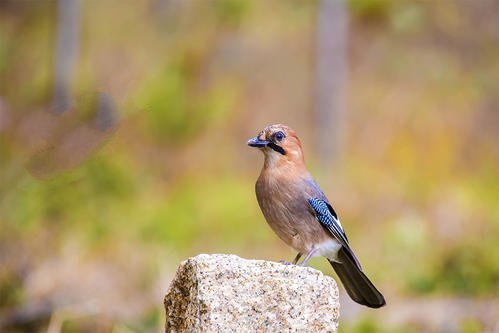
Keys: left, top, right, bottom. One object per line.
{"left": 292, "top": 252, "right": 302, "bottom": 265}
{"left": 299, "top": 248, "right": 318, "bottom": 267}
{"left": 279, "top": 252, "right": 302, "bottom": 265}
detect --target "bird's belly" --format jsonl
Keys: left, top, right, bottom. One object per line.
{"left": 256, "top": 192, "right": 331, "bottom": 254}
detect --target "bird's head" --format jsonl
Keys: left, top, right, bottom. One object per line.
{"left": 247, "top": 124, "right": 304, "bottom": 167}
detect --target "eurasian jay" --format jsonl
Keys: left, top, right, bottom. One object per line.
{"left": 247, "top": 124, "right": 386, "bottom": 308}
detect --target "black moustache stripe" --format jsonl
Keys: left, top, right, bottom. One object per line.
{"left": 267, "top": 142, "right": 286, "bottom": 155}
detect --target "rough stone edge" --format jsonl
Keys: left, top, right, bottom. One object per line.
{"left": 164, "top": 257, "right": 200, "bottom": 332}
{"left": 164, "top": 254, "right": 341, "bottom": 332}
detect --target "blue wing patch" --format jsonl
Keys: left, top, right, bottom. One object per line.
{"left": 308, "top": 197, "right": 349, "bottom": 248}
{"left": 308, "top": 197, "right": 363, "bottom": 269}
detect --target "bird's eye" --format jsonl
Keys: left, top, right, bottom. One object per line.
{"left": 274, "top": 131, "right": 285, "bottom": 142}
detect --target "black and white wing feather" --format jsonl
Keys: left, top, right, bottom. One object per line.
{"left": 308, "top": 197, "right": 362, "bottom": 269}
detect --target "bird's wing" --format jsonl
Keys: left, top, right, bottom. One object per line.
{"left": 308, "top": 197, "right": 349, "bottom": 247}
{"left": 308, "top": 197, "right": 362, "bottom": 269}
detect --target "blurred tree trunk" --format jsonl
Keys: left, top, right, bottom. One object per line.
{"left": 314, "top": 0, "right": 349, "bottom": 165}
{"left": 52, "top": 0, "right": 80, "bottom": 114}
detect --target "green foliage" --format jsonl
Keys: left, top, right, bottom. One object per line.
{"left": 348, "top": 0, "right": 393, "bottom": 22}
{"left": 353, "top": 316, "right": 378, "bottom": 333}
{"left": 343, "top": 315, "right": 419, "bottom": 333}
{"left": 83, "top": 155, "right": 136, "bottom": 199}
{"left": 2, "top": 153, "right": 136, "bottom": 236}
{"left": 390, "top": 3, "right": 425, "bottom": 34}
{"left": 212, "top": 0, "right": 252, "bottom": 26}
{"left": 137, "top": 60, "right": 192, "bottom": 142}
{"left": 434, "top": 241, "right": 499, "bottom": 295}
{"left": 135, "top": 53, "right": 238, "bottom": 144}
{"left": 139, "top": 176, "right": 262, "bottom": 251}
{"left": 128, "top": 308, "right": 162, "bottom": 332}
{"left": 459, "top": 318, "right": 482, "bottom": 333}
{"left": 0, "top": 4, "right": 55, "bottom": 107}
{"left": 0, "top": 272, "right": 23, "bottom": 308}
{"left": 0, "top": 30, "right": 8, "bottom": 75}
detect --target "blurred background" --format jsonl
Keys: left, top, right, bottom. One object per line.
{"left": 1, "top": 0, "right": 498, "bottom": 332}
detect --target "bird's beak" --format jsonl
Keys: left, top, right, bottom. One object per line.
{"left": 247, "top": 136, "right": 269, "bottom": 148}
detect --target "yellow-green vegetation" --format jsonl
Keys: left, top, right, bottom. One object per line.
{"left": 0, "top": 1, "right": 498, "bottom": 332}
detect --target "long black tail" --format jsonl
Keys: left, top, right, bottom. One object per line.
{"left": 328, "top": 247, "right": 386, "bottom": 308}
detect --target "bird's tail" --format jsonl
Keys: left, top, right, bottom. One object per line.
{"left": 328, "top": 247, "right": 386, "bottom": 308}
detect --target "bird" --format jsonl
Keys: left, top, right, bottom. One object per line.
{"left": 247, "top": 124, "right": 386, "bottom": 308}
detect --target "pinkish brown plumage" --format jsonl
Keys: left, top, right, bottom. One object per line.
{"left": 248, "top": 124, "right": 385, "bottom": 308}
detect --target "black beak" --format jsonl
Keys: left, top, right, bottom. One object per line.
{"left": 247, "top": 136, "right": 269, "bottom": 148}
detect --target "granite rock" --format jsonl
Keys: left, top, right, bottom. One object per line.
{"left": 164, "top": 254, "right": 339, "bottom": 332}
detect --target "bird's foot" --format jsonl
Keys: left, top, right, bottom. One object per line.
{"left": 299, "top": 248, "right": 318, "bottom": 267}
{"left": 279, "top": 253, "right": 304, "bottom": 266}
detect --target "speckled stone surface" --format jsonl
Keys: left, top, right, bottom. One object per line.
{"left": 164, "top": 254, "right": 339, "bottom": 333}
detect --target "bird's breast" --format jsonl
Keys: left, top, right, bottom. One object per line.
{"left": 255, "top": 171, "right": 331, "bottom": 253}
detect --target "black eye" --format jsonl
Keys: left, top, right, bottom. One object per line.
{"left": 274, "top": 131, "right": 285, "bottom": 142}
